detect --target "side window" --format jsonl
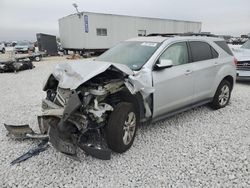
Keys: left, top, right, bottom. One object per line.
{"left": 214, "top": 41, "right": 233, "bottom": 56}
{"left": 96, "top": 28, "right": 107, "bottom": 36}
{"left": 159, "top": 42, "right": 189, "bottom": 66}
{"left": 211, "top": 46, "right": 219, "bottom": 58}
{"left": 189, "top": 41, "right": 213, "bottom": 62}
{"left": 138, "top": 30, "right": 146, "bottom": 36}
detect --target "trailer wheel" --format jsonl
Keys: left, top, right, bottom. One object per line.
{"left": 35, "top": 56, "right": 41, "bottom": 62}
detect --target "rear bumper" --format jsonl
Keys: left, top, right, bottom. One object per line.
{"left": 236, "top": 70, "right": 250, "bottom": 81}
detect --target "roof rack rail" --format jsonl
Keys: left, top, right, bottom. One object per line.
{"left": 147, "top": 33, "right": 218, "bottom": 37}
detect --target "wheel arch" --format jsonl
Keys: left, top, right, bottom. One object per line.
{"left": 223, "top": 75, "right": 234, "bottom": 89}
{"left": 211, "top": 63, "right": 236, "bottom": 97}
{"left": 111, "top": 88, "right": 145, "bottom": 123}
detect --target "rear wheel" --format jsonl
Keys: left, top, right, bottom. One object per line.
{"left": 105, "top": 102, "right": 138, "bottom": 153}
{"left": 2, "top": 48, "right": 5, "bottom": 54}
{"left": 210, "top": 80, "right": 232, "bottom": 109}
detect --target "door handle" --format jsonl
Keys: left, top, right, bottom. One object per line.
{"left": 185, "top": 70, "right": 192, "bottom": 75}
{"left": 214, "top": 62, "right": 219, "bottom": 65}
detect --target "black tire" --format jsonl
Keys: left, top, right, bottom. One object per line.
{"left": 105, "top": 102, "right": 138, "bottom": 153}
{"left": 210, "top": 80, "right": 232, "bottom": 109}
{"left": 35, "top": 56, "right": 41, "bottom": 62}
{"left": 2, "top": 48, "right": 5, "bottom": 53}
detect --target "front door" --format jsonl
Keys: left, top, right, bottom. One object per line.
{"left": 152, "top": 42, "right": 195, "bottom": 118}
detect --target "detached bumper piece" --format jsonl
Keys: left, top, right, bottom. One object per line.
{"left": 48, "top": 91, "right": 111, "bottom": 160}
{"left": 4, "top": 124, "right": 48, "bottom": 139}
{"left": 4, "top": 90, "right": 111, "bottom": 164}
{"left": 11, "top": 139, "right": 49, "bottom": 165}
{"left": 49, "top": 124, "right": 111, "bottom": 160}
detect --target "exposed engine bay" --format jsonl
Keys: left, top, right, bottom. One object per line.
{"left": 42, "top": 70, "right": 127, "bottom": 159}
{"left": 4, "top": 61, "right": 154, "bottom": 162}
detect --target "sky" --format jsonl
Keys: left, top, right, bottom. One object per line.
{"left": 0, "top": 0, "right": 249, "bottom": 41}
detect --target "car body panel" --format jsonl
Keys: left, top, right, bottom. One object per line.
{"left": 152, "top": 63, "right": 195, "bottom": 117}
{"left": 231, "top": 40, "right": 250, "bottom": 80}
{"left": 192, "top": 58, "right": 219, "bottom": 102}
{"left": 53, "top": 60, "right": 134, "bottom": 90}
{"left": 211, "top": 58, "right": 236, "bottom": 96}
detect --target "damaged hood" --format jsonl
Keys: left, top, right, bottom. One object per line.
{"left": 53, "top": 60, "right": 134, "bottom": 89}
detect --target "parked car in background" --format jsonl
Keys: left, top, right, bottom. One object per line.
{"left": 0, "top": 43, "right": 5, "bottom": 53}
{"left": 231, "top": 40, "right": 250, "bottom": 81}
{"left": 14, "top": 41, "right": 35, "bottom": 53}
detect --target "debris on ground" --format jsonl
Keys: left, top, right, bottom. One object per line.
{"left": 66, "top": 53, "right": 81, "bottom": 60}
{"left": 10, "top": 139, "right": 49, "bottom": 165}
{"left": 0, "top": 59, "right": 34, "bottom": 73}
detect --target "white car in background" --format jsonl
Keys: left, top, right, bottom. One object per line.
{"left": 232, "top": 40, "right": 250, "bottom": 81}
{"left": 0, "top": 43, "right": 5, "bottom": 53}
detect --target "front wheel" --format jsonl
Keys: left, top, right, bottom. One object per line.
{"left": 105, "top": 102, "right": 138, "bottom": 153}
{"left": 210, "top": 80, "right": 232, "bottom": 109}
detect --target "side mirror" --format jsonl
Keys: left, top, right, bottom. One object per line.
{"left": 155, "top": 59, "right": 173, "bottom": 70}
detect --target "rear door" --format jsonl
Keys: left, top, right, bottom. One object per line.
{"left": 152, "top": 42, "right": 195, "bottom": 117}
{"left": 189, "top": 41, "right": 219, "bottom": 102}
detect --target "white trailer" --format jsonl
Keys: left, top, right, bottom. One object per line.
{"left": 59, "top": 12, "right": 202, "bottom": 54}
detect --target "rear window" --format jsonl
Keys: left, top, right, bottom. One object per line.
{"left": 189, "top": 41, "right": 213, "bottom": 62}
{"left": 215, "top": 41, "right": 233, "bottom": 56}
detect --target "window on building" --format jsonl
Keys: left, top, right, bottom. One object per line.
{"left": 138, "top": 30, "right": 146, "bottom": 37}
{"left": 97, "top": 28, "right": 107, "bottom": 36}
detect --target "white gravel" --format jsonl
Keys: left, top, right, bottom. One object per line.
{"left": 0, "top": 56, "right": 250, "bottom": 187}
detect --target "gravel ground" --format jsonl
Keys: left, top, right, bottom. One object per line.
{"left": 0, "top": 56, "right": 250, "bottom": 187}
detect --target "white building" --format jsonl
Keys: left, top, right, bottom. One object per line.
{"left": 59, "top": 12, "right": 202, "bottom": 53}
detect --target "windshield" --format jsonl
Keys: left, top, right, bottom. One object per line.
{"left": 241, "top": 40, "right": 250, "bottom": 49}
{"left": 97, "top": 41, "right": 161, "bottom": 70}
{"left": 16, "top": 41, "right": 29, "bottom": 46}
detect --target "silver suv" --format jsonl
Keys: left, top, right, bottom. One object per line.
{"left": 40, "top": 35, "right": 236, "bottom": 159}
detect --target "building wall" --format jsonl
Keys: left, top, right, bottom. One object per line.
{"left": 59, "top": 12, "right": 202, "bottom": 50}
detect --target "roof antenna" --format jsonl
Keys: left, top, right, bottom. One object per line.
{"left": 72, "top": 3, "right": 82, "bottom": 18}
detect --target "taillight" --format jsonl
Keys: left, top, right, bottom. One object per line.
{"left": 233, "top": 57, "right": 238, "bottom": 66}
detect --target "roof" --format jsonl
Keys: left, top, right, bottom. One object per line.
{"left": 60, "top": 11, "right": 201, "bottom": 24}
{"left": 126, "top": 36, "right": 224, "bottom": 43}
{"left": 126, "top": 37, "right": 168, "bottom": 43}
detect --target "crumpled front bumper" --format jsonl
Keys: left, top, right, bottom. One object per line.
{"left": 38, "top": 90, "right": 111, "bottom": 160}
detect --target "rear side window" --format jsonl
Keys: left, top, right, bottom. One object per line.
{"left": 189, "top": 41, "right": 213, "bottom": 62}
{"left": 211, "top": 46, "right": 219, "bottom": 58}
{"left": 215, "top": 41, "right": 233, "bottom": 56}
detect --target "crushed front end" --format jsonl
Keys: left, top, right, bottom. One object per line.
{"left": 40, "top": 65, "right": 128, "bottom": 160}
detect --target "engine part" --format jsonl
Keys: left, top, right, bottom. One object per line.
{"left": 88, "top": 98, "right": 113, "bottom": 122}
{"left": 89, "top": 86, "right": 107, "bottom": 96}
